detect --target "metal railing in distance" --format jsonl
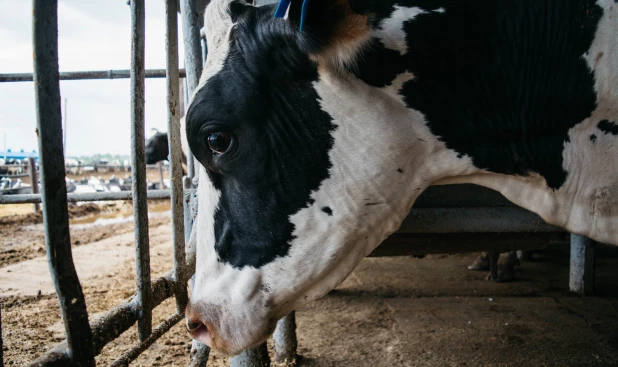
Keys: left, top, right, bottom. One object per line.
{"left": 129, "top": 0, "right": 153, "bottom": 342}
{"left": 0, "top": 68, "right": 186, "bottom": 82}
{"left": 0, "top": 189, "right": 177, "bottom": 205}
{"left": 31, "top": 0, "right": 95, "bottom": 366}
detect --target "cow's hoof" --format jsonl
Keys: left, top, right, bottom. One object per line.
{"left": 468, "top": 254, "right": 490, "bottom": 271}
{"left": 485, "top": 273, "right": 503, "bottom": 282}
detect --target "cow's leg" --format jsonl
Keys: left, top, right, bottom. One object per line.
{"left": 498, "top": 251, "right": 519, "bottom": 282}
{"left": 486, "top": 252, "right": 500, "bottom": 281}
{"left": 274, "top": 312, "right": 298, "bottom": 365}
{"left": 517, "top": 250, "right": 533, "bottom": 261}
{"left": 468, "top": 252, "right": 490, "bottom": 271}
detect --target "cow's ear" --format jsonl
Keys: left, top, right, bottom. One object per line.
{"left": 283, "top": 0, "right": 370, "bottom": 66}
{"left": 229, "top": 0, "right": 252, "bottom": 22}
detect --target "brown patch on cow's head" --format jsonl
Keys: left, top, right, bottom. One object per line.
{"left": 289, "top": 0, "right": 371, "bottom": 70}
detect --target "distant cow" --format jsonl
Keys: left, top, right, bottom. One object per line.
{"left": 183, "top": 0, "right": 618, "bottom": 355}
{"left": 145, "top": 129, "right": 189, "bottom": 174}
{"left": 145, "top": 131, "right": 171, "bottom": 165}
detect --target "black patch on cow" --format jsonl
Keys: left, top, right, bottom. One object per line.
{"left": 352, "top": 38, "right": 407, "bottom": 88}
{"left": 145, "top": 132, "right": 169, "bottom": 164}
{"left": 598, "top": 120, "right": 618, "bottom": 135}
{"left": 352, "top": 0, "right": 602, "bottom": 189}
{"left": 397, "top": 168, "right": 403, "bottom": 173}
{"left": 590, "top": 134, "right": 597, "bottom": 143}
{"left": 186, "top": 6, "right": 336, "bottom": 269}
{"left": 321, "top": 206, "right": 333, "bottom": 216}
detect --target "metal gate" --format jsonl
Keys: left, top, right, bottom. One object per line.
{"left": 0, "top": 0, "right": 296, "bottom": 366}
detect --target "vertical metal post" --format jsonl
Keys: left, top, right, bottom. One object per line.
{"left": 181, "top": 1, "right": 210, "bottom": 364}
{"left": 166, "top": 0, "right": 188, "bottom": 313}
{"left": 230, "top": 342, "right": 270, "bottom": 367}
{"left": 157, "top": 161, "right": 165, "bottom": 189}
{"left": 0, "top": 306, "right": 3, "bottom": 367}
{"left": 189, "top": 341, "right": 210, "bottom": 367}
{"left": 130, "top": 0, "right": 153, "bottom": 341}
{"left": 569, "top": 234, "right": 595, "bottom": 295}
{"left": 180, "top": 0, "right": 203, "bottom": 182}
{"left": 274, "top": 312, "right": 298, "bottom": 364}
{"left": 28, "top": 157, "right": 40, "bottom": 212}
{"left": 63, "top": 98, "right": 68, "bottom": 152}
{"left": 32, "top": 1, "right": 95, "bottom": 365}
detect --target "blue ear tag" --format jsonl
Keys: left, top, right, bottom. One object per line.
{"left": 299, "top": 0, "right": 310, "bottom": 31}
{"left": 274, "top": 0, "right": 291, "bottom": 18}
{"left": 274, "top": 0, "right": 310, "bottom": 31}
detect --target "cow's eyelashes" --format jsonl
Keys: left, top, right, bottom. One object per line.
{"left": 207, "top": 132, "right": 232, "bottom": 156}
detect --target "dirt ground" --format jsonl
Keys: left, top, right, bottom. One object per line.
{"left": 1, "top": 202, "right": 617, "bottom": 366}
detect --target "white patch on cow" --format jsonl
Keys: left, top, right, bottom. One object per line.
{"left": 259, "top": 69, "right": 478, "bottom": 312}
{"left": 373, "top": 6, "right": 427, "bottom": 55}
{"left": 433, "top": 7, "right": 446, "bottom": 13}
{"left": 382, "top": 71, "right": 414, "bottom": 103}
{"left": 190, "top": 0, "right": 235, "bottom": 104}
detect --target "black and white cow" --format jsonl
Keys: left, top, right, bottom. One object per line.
{"left": 145, "top": 131, "right": 172, "bottom": 165}
{"left": 184, "top": 0, "right": 618, "bottom": 354}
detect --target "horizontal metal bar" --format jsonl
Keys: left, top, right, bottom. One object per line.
{"left": 398, "top": 207, "right": 561, "bottom": 233}
{"left": 0, "top": 69, "right": 186, "bottom": 82}
{"left": 369, "top": 232, "right": 568, "bottom": 257}
{"left": 110, "top": 312, "right": 184, "bottom": 367}
{"left": 0, "top": 173, "right": 30, "bottom": 178}
{"left": 0, "top": 165, "right": 29, "bottom": 168}
{"left": 0, "top": 189, "right": 189, "bottom": 204}
{"left": 29, "top": 269, "right": 189, "bottom": 366}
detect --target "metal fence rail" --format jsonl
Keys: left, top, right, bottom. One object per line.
{"left": 0, "top": 69, "right": 186, "bottom": 82}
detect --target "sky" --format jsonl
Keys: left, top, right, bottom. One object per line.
{"left": 0, "top": 0, "right": 191, "bottom": 157}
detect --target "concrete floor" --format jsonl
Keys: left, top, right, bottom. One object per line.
{"left": 292, "top": 245, "right": 618, "bottom": 367}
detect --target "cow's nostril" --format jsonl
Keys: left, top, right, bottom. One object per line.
{"left": 186, "top": 319, "right": 203, "bottom": 332}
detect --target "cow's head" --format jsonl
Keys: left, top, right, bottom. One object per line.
{"left": 185, "top": 0, "right": 434, "bottom": 355}
{"left": 145, "top": 131, "right": 170, "bottom": 164}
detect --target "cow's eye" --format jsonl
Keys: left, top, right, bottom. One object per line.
{"left": 207, "top": 132, "right": 232, "bottom": 155}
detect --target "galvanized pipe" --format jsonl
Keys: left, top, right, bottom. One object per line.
{"left": 0, "top": 189, "right": 180, "bottom": 204}
{"left": 109, "top": 313, "right": 184, "bottom": 367}
{"left": 32, "top": 0, "right": 94, "bottom": 365}
{"left": 0, "top": 68, "right": 186, "bottom": 82}
{"left": 274, "top": 312, "right": 298, "bottom": 364}
{"left": 230, "top": 343, "right": 270, "bottom": 367}
{"left": 569, "top": 234, "right": 596, "bottom": 295}
{"left": 29, "top": 270, "right": 187, "bottom": 367}
{"left": 166, "top": 0, "right": 189, "bottom": 313}
{"left": 27, "top": 157, "right": 40, "bottom": 212}
{"left": 130, "top": 0, "right": 153, "bottom": 341}
{"left": 180, "top": 0, "right": 204, "bottom": 182}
